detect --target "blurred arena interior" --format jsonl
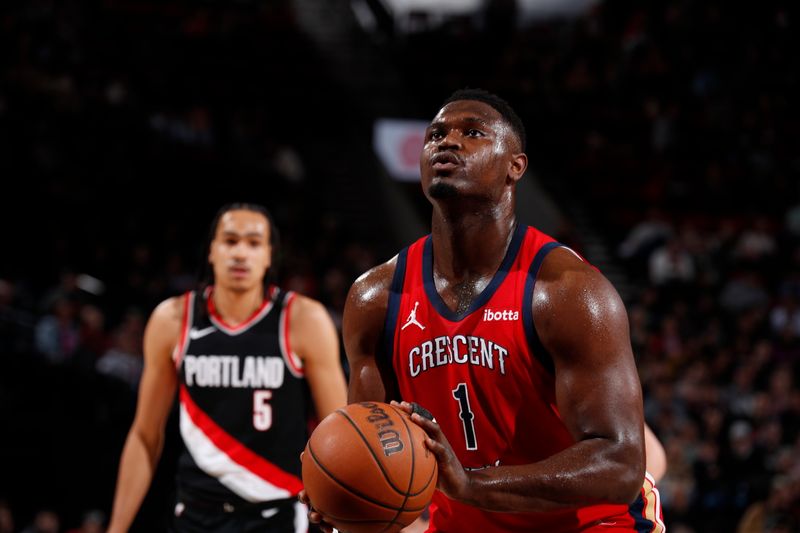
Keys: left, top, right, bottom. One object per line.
{"left": 1, "top": 0, "right": 799, "bottom": 532}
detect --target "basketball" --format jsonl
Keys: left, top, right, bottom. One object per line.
{"left": 302, "top": 401, "right": 438, "bottom": 533}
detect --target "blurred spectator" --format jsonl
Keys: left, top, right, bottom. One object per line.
{"left": 734, "top": 217, "right": 777, "bottom": 264}
{"left": 0, "top": 279, "right": 35, "bottom": 356}
{"left": 66, "top": 510, "right": 106, "bottom": 533}
{"left": 164, "top": 253, "right": 195, "bottom": 295}
{"left": 270, "top": 144, "right": 306, "bottom": 184}
{"left": 719, "top": 271, "right": 770, "bottom": 315}
{"left": 95, "top": 310, "right": 145, "bottom": 391}
{"left": 786, "top": 203, "right": 800, "bottom": 237}
{"left": 0, "top": 501, "right": 14, "bottom": 533}
{"left": 648, "top": 237, "right": 695, "bottom": 287}
{"left": 74, "top": 304, "right": 110, "bottom": 370}
{"left": 770, "top": 291, "right": 800, "bottom": 339}
{"left": 618, "top": 208, "right": 672, "bottom": 263}
{"left": 736, "top": 475, "right": 800, "bottom": 533}
{"left": 21, "top": 509, "right": 60, "bottom": 533}
{"left": 34, "top": 295, "right": 80, "bottom": 363}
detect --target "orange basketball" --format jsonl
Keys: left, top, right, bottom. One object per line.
{"left": 301, "top": 401, "right": 438, "bottom": 533}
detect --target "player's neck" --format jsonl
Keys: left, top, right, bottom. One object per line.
{"left": 430, "top": 210, "right": 517, "bottom": 281}
{"left": 211, "top": 286, "right": 265, "bottom": 326}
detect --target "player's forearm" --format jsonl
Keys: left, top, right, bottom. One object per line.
{"left": 107, "top": 431, "right": 163, "bottom": 533}
{"left": 462, "top": 438, "right": 643, "bottom": 512}
{"left": 311, "top": 382, "right": 347, "bottom": 420}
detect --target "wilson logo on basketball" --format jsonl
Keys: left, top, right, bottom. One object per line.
{"left": 362, "top": 402, "right": 405, "bottom": 457}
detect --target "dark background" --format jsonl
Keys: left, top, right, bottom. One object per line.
{"left": 1, "top": 1, "right": 799, "bottom": 532}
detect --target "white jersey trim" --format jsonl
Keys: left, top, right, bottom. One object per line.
{"left": 173, "top": 292, "right": 195, "bottom": 369}
{"left": 208, "top": 285, "right": 279, "bottom": 336}
{"left": 279, "top": 291, "right": 304, "bottom": 378}
{"left": 294, "top": 501, "right": 309, "bottom": 533}
{"left": 644, "top": 471, "right": 666, "bottom": 532}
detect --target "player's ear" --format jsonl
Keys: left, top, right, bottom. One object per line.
{"left": 508, "top": 152, "right": 527, "bottom": 184}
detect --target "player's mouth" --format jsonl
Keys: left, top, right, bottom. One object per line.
{"left": 229, "top": 266, "right": 250, "bottom": 278}
{"left": 430, "top": 152, "right": 462, "bottom": 172}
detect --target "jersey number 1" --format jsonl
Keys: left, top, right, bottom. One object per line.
{"left": 452, "top": 383, "right": 477, "bottom": 450}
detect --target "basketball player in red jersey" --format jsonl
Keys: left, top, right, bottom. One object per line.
{"left": 108, "top": 203, "right": 347, "bottom": 533}
{"left": 305, "top": 89, "right": 664, "bottom": 532}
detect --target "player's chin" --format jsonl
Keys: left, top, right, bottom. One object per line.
{"left": 221, "top": 278, "right": 256, "bottom": 292}
{"left": 428, "top": 179, "right": 459, "bottom": 199}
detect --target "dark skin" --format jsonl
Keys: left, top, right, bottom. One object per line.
{"left": 301, "top": 100, "right": 645, "bottom": 528}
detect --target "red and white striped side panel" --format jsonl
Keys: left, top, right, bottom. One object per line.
{"left": 178, "top": 385, "right": 304, "bottom": 502}
{"left": 641, "top": 472, "right": 666, "bottom": 532}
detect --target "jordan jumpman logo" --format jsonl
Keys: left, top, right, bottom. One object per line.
{"left": 402, "top": 301, "right": 425, "bottom": 331}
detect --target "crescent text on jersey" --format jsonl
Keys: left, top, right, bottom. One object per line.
{"left": 408, "top": 335, "right": 509, "bottom": 377}
{"left": 183, "top": 354, "right": 285, "bottom": 388}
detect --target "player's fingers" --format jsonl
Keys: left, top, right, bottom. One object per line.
{"left": 410, "top": 402, "right": 434, "bottom": 421}
{"left": 411, "top": 412, "right": 444, "bottom": 439}
{"left": 424, "top": 436, "right": 449, "bottom": 459}
{"left": 297, "top": 490, "right": 309, "bottom": 505}
{"left": 392, "top": 400, "right": 413, "bottom": 414}
{"left": 308, "top": 510, "right": 335, "bottom": 533}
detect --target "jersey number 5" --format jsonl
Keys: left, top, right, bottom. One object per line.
{"left": 452, "top": 383, "right": 477, "bottom": 450}
{"left": 253, "top": 390, "right": 272, "bottom": 431}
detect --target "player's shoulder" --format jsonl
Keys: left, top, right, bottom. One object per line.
{"left": 143, "top": 294, "right": 190, "bottom": 357}
{"left": 287, "top": 292, "right": 330, "bottom": 324}
{"left": 535, "top": 246, "right": 625, "bottom": 315}
{"left": 347, "top": 253, "right": 400, "bottom": 310}
{"left": 149, "top": 294, "right": 188, "bottom": 325}
{"left": 538, "top": 246, "right": 607, "bottom": 286}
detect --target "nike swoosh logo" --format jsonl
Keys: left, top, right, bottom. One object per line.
{"left": 188, "top": 326, "right": 216, "bottom": 340}
{"left": 261, "top": 508, "right": 279, "bottom": 519}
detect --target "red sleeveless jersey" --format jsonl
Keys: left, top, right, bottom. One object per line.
{"left": 384, "top": 225, "right": 664, "bottom": 532}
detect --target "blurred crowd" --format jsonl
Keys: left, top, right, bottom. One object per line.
{"left": 2, "top": 0, "right": 800, "bottom": 532}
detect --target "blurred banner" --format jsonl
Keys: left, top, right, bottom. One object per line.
{"left": 361, "top": 0, "right": 601, "bottom": 33}
{"left": 373, "top": 118, "right": 428, "bottom": 182}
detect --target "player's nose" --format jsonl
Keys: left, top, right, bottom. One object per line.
{"left": 436, "top": 130, "right": 462, "bottom": 150}
{"left": 231, "top": 241, "right": 249, "bottom": 258}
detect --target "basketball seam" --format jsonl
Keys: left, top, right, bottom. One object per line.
{"left": 415, "top": 455, "right": 437, "bottom": 496}
{"left": 336, "top": 409, "right": 409, "bottom": 496}
{"left": 307, "top": 437, "right": 427, "bottom": 513}
{"left": 384, "top": 404, "right": 417, "bottom": 532}
{"left": 388, "top": 405, "right": 437, "bottom": 497}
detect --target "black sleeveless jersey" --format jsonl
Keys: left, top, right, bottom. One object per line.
{"left": 173, "top": 286, "right": 308, "bottom": 503}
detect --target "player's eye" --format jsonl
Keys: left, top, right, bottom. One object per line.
{"left": 428, "top": 129, "right": 444, "bottom": 141}
{"left": 225, "top": 238, "right": 238, "bottom": 245}
{"left": 466, "top": 129, "right": 484, "bottom": 137}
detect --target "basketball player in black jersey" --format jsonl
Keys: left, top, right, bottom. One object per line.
{"left": 109, "top": 203, "right": 347, "bottom": 533}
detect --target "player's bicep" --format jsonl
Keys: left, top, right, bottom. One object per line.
{"left": 130, "top": 299, "right": 181, "bottom": 447}
{"left": 291, "top": 297, "right": 347, "bottom": 419}
{"left": 342, "top": 265, "right": 396, "bottom": 403}
{"left": 535, "top": 262, "right": 643, "bottom": 445}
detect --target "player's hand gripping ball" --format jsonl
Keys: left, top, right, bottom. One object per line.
{"left": 302, "top": 401, "right": 438, "bottom": 533}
